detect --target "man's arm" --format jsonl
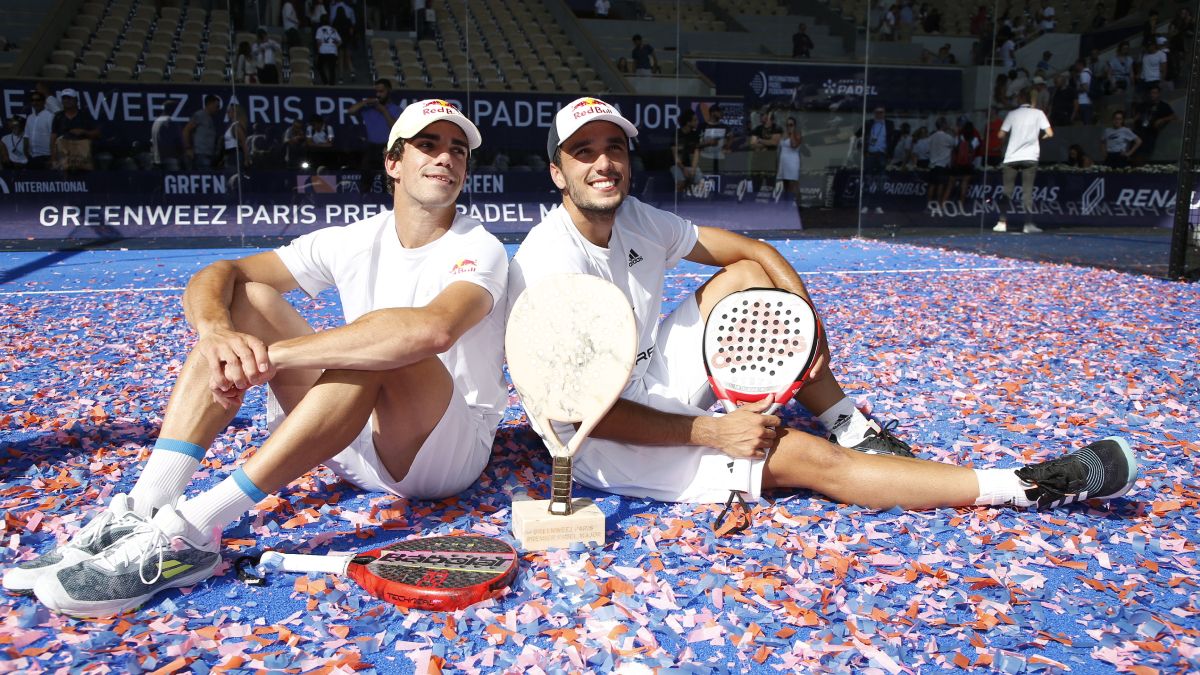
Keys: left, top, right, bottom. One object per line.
{"left": 181, "top": 119, "right": 197, "bottom": 156}
{"left": 589, "top": 396, "right": 778, "bottom": 459}
{"left": 269, "top": 280, "right": 493, "bottom": 372}
{"left": 1125, "top": 131, "right": 1142, "bottom": 156}
{"left": 686, "top": 226, "right": 810, "bottom": 301}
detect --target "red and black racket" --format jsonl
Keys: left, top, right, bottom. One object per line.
{"left": 701, "top": 288, "right": 822, "bottom": 535}
{"left": 237, "top": 534, "right": 518, "bottom": 612}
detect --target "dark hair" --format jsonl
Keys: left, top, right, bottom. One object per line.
{"left": 383, "top": 138, "right": 406, "bottom": 195}
{"left": 375, "top": 78, "right": 392, "bottom": 89}
{"left": 204, "top": 94, "right": 220, "bottom": 106}
{"left": 632, "top": 34, "right": 642, "bottom": 41}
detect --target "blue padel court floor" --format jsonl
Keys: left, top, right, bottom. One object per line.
{"left": 1, "top": 240, "right": 1198, "bottom": 674}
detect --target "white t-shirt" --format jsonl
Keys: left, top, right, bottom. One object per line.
{"left": 26, "top": 108, "right": 55, "bottom": 157}
{"left": 282, "top": 1, "right": 300, "bottom": 30}
{"left": 308, "top": 125, "right": 334, "bottom": 144}
{"left": 315, "top": 25, "right": 341, "bottom": 55}
{"left": 507, "top": 197, "right": 698, "bottom": 403}
{"left": 1102, "top": 126, "right": 1139, "bottom": 153}
{"left": 1141, "top": 50, "right": 1167, "bottom": 82}
{"left": 1077, "top": 68, "right": 1092, "bottom": 105}
{"left": 927, "top": 129, "right": 955, "bottom": 167}
{"left": 998, "top": 40, "right": 1016, "bottom": 67}
{"left": 276, "top": 211, "right": 509, "bottom": 428}
{"left": 1001, "top": 105, "right": 1052, "bottom": 163}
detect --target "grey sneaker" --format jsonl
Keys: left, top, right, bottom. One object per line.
{"left": 3, "top": 494, "right": 145, "bottom": 595}
{"left": 33, "top": 505, "right": 220, "bottom": 617}
{"left": 1023, "top": 223, "right": 1044, "bottom": 233}
{"left": 1015, "top": 437, "right": 1138, "bottom": 509}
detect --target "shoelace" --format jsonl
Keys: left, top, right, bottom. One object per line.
{"left": 94, "top": 520, "right": 173, "bottom": 586}
{"left": 1017, "top": 457, "right": 1087, "bottom": 498}
{"left": 871, "top": 420, "right": 914, "bottom": 456}
{"left": 71, "top": 509, "right": 119, "bottom": 549}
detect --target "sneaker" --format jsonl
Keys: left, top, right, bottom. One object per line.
{"left": 1023, "top": 223, "right": 1043, "bottom": 233}
{"left": 1014, "top": 437, "right": 1138, "bottom": 509}
{"left": 33, "top": 505, "right": 220, "bottom": 617}
{"left": 831, "top": 420, "right": 916, "bottom": 458}
{"left": 3, "top": 494, "right": 145, "bottom": 596}
{"left": 992, "top": 220, "right": 1008, "bottom": 232}
{"left": 874, "top": 206, "right": 884, "bottom": 214}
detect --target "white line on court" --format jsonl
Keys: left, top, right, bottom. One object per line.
{"left": 1, "top": 266, "right": 1032, "bottom": 296}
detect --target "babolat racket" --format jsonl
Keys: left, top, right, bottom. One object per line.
{"left": 236, "top": 535, "right": 518, "bottom": 612}
{"left": 506, "top": 274, "right": 636, "bottom": 514}
{"left": 702, "top": 287, "right": 822, "bottom": 535}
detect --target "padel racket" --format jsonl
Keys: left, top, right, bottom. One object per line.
{"left": 702, "top": 288, "right": 821, "bottom": 535}
{"left": 236, "top": 534, "right": 517, "bottom": 612}
{"left": 506, "top": 274, "right": 636, "bottom": 515}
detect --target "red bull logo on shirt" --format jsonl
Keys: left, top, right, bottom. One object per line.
{"left": 451, "top": 259, "right": 477, "bottom": 274}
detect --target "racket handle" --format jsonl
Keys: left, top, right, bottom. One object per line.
{"left": 262, "top": 551, "right": 353, "bottom": 575}
{"left": 549, "top": 456, "right": 573, "bottom": 515}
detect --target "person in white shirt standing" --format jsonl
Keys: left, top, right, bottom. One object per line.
{"left": 1138, "top": 37, "right": 1168, "bottom": 98}
{"left": 24, "top": 88, "right": 55, "bottom": 169}
{"left": 19, "top": 100, "right": 510, "bottom": 619}
{"left": 314, "top": 16, "right": 341, "bottom": 85}
{"left": 281, "top": 0, "right": 301, "bottom": 50}
{"left": 252, "top": 28, "right": 283, "bottom": 84}
{"left": 994, "top": 88, "right": 1053, "bottom": 233}
{"left": 1100, "top": 110, "right": 1141, "bottom": 168}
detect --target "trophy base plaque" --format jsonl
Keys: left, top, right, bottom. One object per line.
{"left": 511, "top": 498, "right": 605, "bottom": 551}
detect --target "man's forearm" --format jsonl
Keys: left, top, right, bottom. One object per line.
{"left": 590, "top": 398, "right": 716, "bottom": 447}
{"left": 182, "top": 260, "right": 242, "bottom": 335}
{"left": 268, "top": 307, "right": 452, "bottom": 371}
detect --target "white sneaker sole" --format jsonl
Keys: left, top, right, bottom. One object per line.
{"left": 34, "top": 558, "right": 219, "bottom": 618}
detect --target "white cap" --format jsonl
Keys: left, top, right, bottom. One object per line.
{"left": 59, "top": 88, "right": 78, "bottom": 99}
{"left": 385, "top": 98, "right": 481, "bottom": 151}
{"left": 547, "top": 96, "right": 638, "bottom": 159}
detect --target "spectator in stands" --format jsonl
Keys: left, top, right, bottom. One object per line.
{"left": 749, "top": 111, "right": 781, "bottom": 152}
{"left": 1010, "top": 15, "right": 1029, "bottom": 45}
{"left": 282, "top": 1, "right": 302, "bottom": 50}
{"left": 330, "top": 0, "right": 356, "bottom": 82}
{"left": 911, "top": 126, "right": 930, "bottom": 168}
{"left": 306, "top": 115, "right": 335, "bottom": 168}
{"left": 792, "top": 23, "right": 814, "bottom": 58}
{"left": 858, "top": 106, "right": 894, "bottom": 214}
{"left": 314, "top": 16, "right": 341, "bottom": 85}
{"left": 1091, "top": 4, "right": 1108, "bottom": 30}
{"left": 776, "top": 116, "right": 803, "bottom": 215}
{"left": 1072, "top": 60, "right": 1095, "bottom": 125}
{"left": 948, "top": 118, "right": 980, "bottom": 206}
{"left": 699, "top": 104, "right": 731, "bottom": 173}
{"left": 891, "top": 122, "right": 912, "bottom": 167}
{"left": 926, "top": 117, "right": 955, "bottom": 204}
{"left": 36, "top": 83, "right": 62, "bottom": 115}
{"left": 616, "top": 57, "right": 632, "bottom": 74}
{"left": 1100, "top": 110, "right": 1140, "bottom": 168}
{"left": 1139, "top": 38, "right": 1168, "bottom": 98}
{"left": 631, "top": 34, "right": 657, "bottom": 75}
{"left": 1039, "top": 2, "right": 1057, "bottom": 33}
{"left": 222, "top": 103, "right": 249, "bottom": 171}
{"left": 878, "top": 4, "right": 897, "bottom": 41}
{"left": 235, "top": 42, "right": 257, "bottom": 84}
{"left": 670, "top": 109, "right": 703, "bottom": 193}
{"left": 992, "top": 73, "right": 1011, "bottom": 109}
{"left": 283, "top": 118, "right": 308, "bottom": 168}
{"left": 1142, "top": 11, "right": 1160, "bottom": 48}
{"left": 995, "top": 89, "right": 1052, "bottom": 233}
{"left": 933, "top": 44, "right": 956, "bottom": 64}
{"left": 594, "top": 0, "right": 610, "bottom": 18}
{"left": 1132, "top": 85, "right": 1176, "bottom": 164}
{"left": 1106, "top": 41, "right": 1134, "bottom": 95}
{"left": 25, "top": 89, "right": 54, "bottom": 170}
{"left": 183, "top": 94, "right": 222, "bottom": 170}
{"left": 1036, "top": 51, "right": 1053, "bottom": 73}
{"left": 253, "top": 29, "right": 283, "bottom": 84}
{"left": 969, "top": 5, "right": 988, "bottom": 35}
{"left": 348, "top": 79, "right": 400, "bottom": 172}
{"left": 1, "top": 116, "right": 30, "bottom": 169}
{"left": 1049, "top": 72, "right": 1076, "bottom": 127}
{"left": 1066, "top": 144, "right": 1094, "bottom": 168}
{"left": 996, "top": 31, "right": 1017, "bottom": 69}
{"left": 308, "top": 0, "right": 328, "bottom": 28}
{"left": 1007, "top": 68, "right": 1030, "bottom": 102}
{"left": 151, "top": 101, "right": 183, "bottom": 171}
{"left": 1032, "top": 76, "right": 1050, "bottom": 113}
{"left": 984, "top": 108, "right": 1005, "bottom": 166}
{"left": 50, "top": 89, "right": 99, "bottom": 172}
{"left": 899, "top": 0, "right": 915, "bottom": 32}
{"left": 1168, "top": 8, "right": 1193, "bottom": 84}
{"left": 922, "top": 4, "right": 942, "bottom": 33}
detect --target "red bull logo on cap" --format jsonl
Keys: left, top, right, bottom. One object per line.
{"left": 572, "top": 98, "right": 616, "bottom": 119}
{"left": 423, "top": 99, "right": 459, "bottom": 116}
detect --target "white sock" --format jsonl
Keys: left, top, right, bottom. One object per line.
{"left": 818, "top": 398, "right": 872, "bottom": 446}
{"left": 128, "top": 438, "right": 205, "bottom": 516}
{"left": 973, "top": 468, "right": 1035, "bottom": 507}
{"left": 177, "top": 467, "right": 268, "bottom": 540}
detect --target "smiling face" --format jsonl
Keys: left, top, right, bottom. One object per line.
{"left": 385, "top": 120, "right": 470, "bottom": 209}
{"left": 549, "top": 121, "right": 630, "bottom": 217}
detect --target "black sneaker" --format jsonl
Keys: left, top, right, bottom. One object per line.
{"left": 831, "top": 420, "right": 915, "bottom": 458}
{"left": 1014, "top": 437, "right": 1138, "bottom": 509}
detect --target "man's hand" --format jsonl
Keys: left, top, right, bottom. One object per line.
{"left": 701, "top": 397, "right": 780, "bottom": 459}
{"left": 195, "top": 328, "right": 273, "bottom": 403}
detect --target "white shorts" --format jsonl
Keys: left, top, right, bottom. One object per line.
{"left": 569, "top": 294, "right": 767, "bottom": 504}
{"left": 266, "top": 381, "right": 493, "bottom": 499}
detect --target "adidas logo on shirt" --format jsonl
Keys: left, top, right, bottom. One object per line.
{"left": 627, "top": 249, "right": 643, "bottom": 267}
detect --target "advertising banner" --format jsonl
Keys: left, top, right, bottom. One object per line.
{"left": 690, "top": 60, "right": 963, "bottom": 112}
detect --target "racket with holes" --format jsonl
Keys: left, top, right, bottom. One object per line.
{"left": 506, "top": 273, "right": 636, "bottom": 515}
{"left": 703, "top": 287, "right": 822, "bottom": 415}
{"left": 703, "top": 288, "right": 821, "bottom": 535}
{"left": 236, "top": 535, "right": 518, "bottom": 612}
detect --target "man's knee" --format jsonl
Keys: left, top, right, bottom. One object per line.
{"left": 717, "top": 259, "right": 772, "bottom": 291}
{"left": 229, "top": 281, "right": 311, "bottom": 339}
{"left": 764, "top": 430, "right": 851, "bottom": 489}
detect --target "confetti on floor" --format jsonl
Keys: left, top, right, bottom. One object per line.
{"left": 1, "top": 240, "right": 1197, "bottom": 674}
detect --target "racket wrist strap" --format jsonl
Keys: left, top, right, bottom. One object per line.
{"left": 549, "top": 456, "right": 574, "bottom": 515}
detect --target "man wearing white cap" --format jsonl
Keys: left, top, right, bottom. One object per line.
{"left": 20, "top": 100, "right": 509, "bottom": 617}
{"left": 505, "top": 97, "right": 1138, "bottom": 527}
